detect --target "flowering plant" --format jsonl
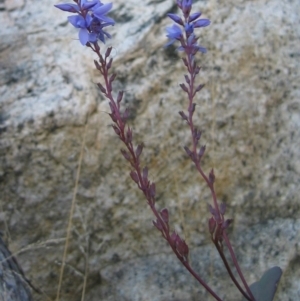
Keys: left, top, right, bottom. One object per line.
{"left": 55, "top": 0, "right": 282, "bottom": 300}
{"left": 54, "top": 0, "right": 115, "bottom": 45}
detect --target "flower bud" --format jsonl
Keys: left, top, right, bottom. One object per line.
{"left": 188, "top": 103, "right": 196, "bottom": 115}
{"left": 180, "top": 83, "right": 189, "bottom": 93}
{"left": 167, "top": 13, "right": 183, "bottom": 25}
{"left": 120, "top": 149, "right": 131, "bottom": 162}
{"left": 184, "top": 146, "right": 195, "bottom": 161}
{"left": 220, "top": 203, "right": 226, "bottom": 215}
{"left": 107, "top": 58, "right": 113, "bottom": 70}
{"left": 209, "top": 204, "right": 217, "bottom": 217}
{"left": 149, "top": 182, "right": 156, "bottom": 199}
{"left": 126, "top": 127, "right": 132, "bottom": 143}
{"left": 194, "top": 67, "right": 201, "bottom": 75}
{"left": 209, "top": 169, "right": 215, "bottom": 184}
{"left": 179, "top": 111, "right": 188, "bottom": 121}
{"left": 208, "top": 217, "right": 216, "bottom": 234}
{"left": 109, "top": 73, "right": 116, "bottom": 84}
{"left": 54, "top": 3, "right": 79, "bottom": 13}
{"left": 195, "top": 84, "right": 204, "bottom": 93}
{"left": 175, "top": 235, "right": 189, "bottom": 260}
{"left": 170, "top": 231, "right": 178, "bottom": 247}
{"left": 135, "top": 143, "right": 144, "bottom": 158}
{"left": 181, "top": 0, "right": 192, "bottom": 18}
{"left": 193, "top": 19, "right": 211, "bottom": 28}
{"left": 182, "top": 58, "right": 188, "bottom": 67}
{"left": 142, "top": 167, "right": 148, "bottom": 181}
{"left": 97, "top": 82, "right": 106, "bottom": 94}
{"left": 109, "top": 113, "right": 117, "bottom": 123}
{"left": 222, "top": 219, "right": 233, "bottom": 230}
{"left": 122, "top": 109, "right": 129, "bottom": 122}
{"left": 112, "top": 125, "right": 120, "bottom": 136}
{"left": 105, "top": 46, "right": 113, "bottom": 58}
{"left": 198, "top": 145, "right": 206, "bottom": 160}
{"left": 153, "top": 219, "right": 163, "bottom": 231}
{"left": 130, "top": 171, "right": 139, "bottom": 184}
{"left": 94, "top": 59, "right": 101, "bottom": 70}
{"left": 117, "top": 90, "right": 124, "bottom": 103}
{"left": 193, "top": 128, "right": 201, "bottom": 144}
{"left": 160, "top": 208, "right": 169, "bottom": 224}
{"left": 184, "top": 74, "right": 190, "bottom": 84}
{"left": 188, "top": 12, "right": 201, "bottom": 23}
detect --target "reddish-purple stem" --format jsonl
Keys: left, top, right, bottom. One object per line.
{"left": 90, "top": 43, "right": 223, "bottom": 301}
{"left": 183, "top": 40, "right": 256, "bottom": 301}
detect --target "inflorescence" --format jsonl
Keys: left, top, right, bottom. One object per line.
{"left": 55, "top": 0, "right": 115, "bottom": 45}
{"left": 54, "top": 1, "right": 282, "bottom": 300}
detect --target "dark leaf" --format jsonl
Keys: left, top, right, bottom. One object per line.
{"left": 242, "top": 266, "right": 282, "bottom": 301}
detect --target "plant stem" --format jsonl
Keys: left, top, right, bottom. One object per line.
{"left": 183, "top": 37, "right": 255, "bottom": 301}
{"left": 223, "top": 232, "right": 256, "bottom": 300}
{"left": 213, "top": 239, "right": 253, "bottom": 301}
{"left": 92, "top": 45, "right": 223, "bottom": 301}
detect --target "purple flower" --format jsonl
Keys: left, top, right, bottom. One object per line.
{"left": 178, "top": 0, "right": 192, "bottom": 18}
{"left": 184, "top": 23, "right": 193, "bottom": 35}
{"left": 67, "top": 14, "right": 92, "bottom": 29}
{"left": 80, "top": 0, "right": 99, "bottom": 10}
{"left": 193, "top": 19, "right": 210, "bottom": 28}
{"left": 54, "top": 3, "right": 80, "bottom": 13}
{"left": 185, "top": 33, "right": 207, "bottom": 54}
{"left": 67, "top": 14, "right": 95, "bottom": 45}
{"left": 188, "top": 12, "right": 201, "bottom": 23}
{"left": 165, "top": 0, "right": 210, "bottom": 54}
{"left": 165, "top": 24, "right": 182, "bottom": 46}
{"left": 55, "top": 0, "right": 114, "bottom": 45}
{"left": 92, "top": 3, "right": 115, "bottom": 24}
{"left": 167, "top": 13, "right": 183, "bottom": 26}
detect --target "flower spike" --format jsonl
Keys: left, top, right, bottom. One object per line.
{"left": 55, "top": 0, "right": 114, "bottom": 45}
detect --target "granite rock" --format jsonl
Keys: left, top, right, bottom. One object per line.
{"left": 0, "top": 0, "right": 299, "bottom": 300}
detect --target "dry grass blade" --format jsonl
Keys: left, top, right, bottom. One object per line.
{"left": 55, "top": 119, "right": 88, "bottom": 301}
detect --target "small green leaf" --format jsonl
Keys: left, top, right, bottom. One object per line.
{"left": 242, "top": 266, "right": 282, "bottom": 301}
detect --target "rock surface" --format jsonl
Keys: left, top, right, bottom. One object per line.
{"left": 0, "top": 0, "right": 299, "bottom": 300}
{"left": 0, "top": 236, "right": 33, "bottom": 301}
